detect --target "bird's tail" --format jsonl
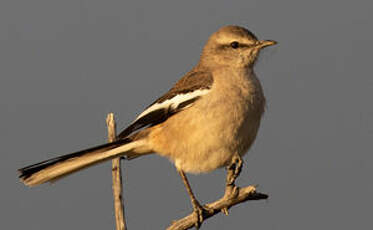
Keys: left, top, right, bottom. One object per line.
{"left": 18, "top": 138, "right": 146, "bottom": 187}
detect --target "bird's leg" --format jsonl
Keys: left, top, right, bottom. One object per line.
{"left": 177, "top": 168, "right": 204, "bottom": 229}
{"left": 226, "top": 154, "right": 243, "bottom": 186}
{"left": 221, "top": 154, "right": 243, "bottom": 215}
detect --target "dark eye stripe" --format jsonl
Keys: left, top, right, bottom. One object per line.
{"left": 218, "top": 42, "right": 255, "bottom": 51}
{"left": 219, "top": 43, "right": 255, "bottom": 50}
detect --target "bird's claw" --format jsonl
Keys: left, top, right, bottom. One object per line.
{"left": 192, "top": 202, "right": 205, "bottom": 229}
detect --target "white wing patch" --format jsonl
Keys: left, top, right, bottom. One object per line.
{"left": 135, "top": 89, "right": 210, "bottom": 121}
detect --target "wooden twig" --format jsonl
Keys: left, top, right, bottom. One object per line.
{"left": 167, "top": 157, "right": 268, "bottom": 230}
{"left": 106, "top": 113, "right": 127, "bottom": 230}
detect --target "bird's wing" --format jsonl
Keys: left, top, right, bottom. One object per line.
{"left": 118, "top": 70, "right": 213, "bottom": 138}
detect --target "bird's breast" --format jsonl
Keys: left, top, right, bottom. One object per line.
{"left": 149, "top": 70, "right": 265, "bottom": 173}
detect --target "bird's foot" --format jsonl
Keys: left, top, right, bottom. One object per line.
{"left": 192, "top": 201, "right": 208, "bottom": 229}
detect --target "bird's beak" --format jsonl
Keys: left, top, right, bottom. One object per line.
{"left": 256, "top": 40, "right": 277, "bottom": 49}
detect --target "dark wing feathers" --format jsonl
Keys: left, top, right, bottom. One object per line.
{"left": 118, "top": 70, "right": 213, "bottom": 138}
{"left": 118, "top": 107, "right": 171, "bottom": 138}
{"left": 151, "top": 70, "right": 213, "bottom": 104}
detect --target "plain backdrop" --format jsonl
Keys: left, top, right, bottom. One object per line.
{"left": 2, "top": 0, "right": 372, "bottom": 229}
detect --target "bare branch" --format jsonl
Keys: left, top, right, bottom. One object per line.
{"left": 167, "top": 186, "right": 268, "bottom": 230}
{"left": 107, "top": 113, "right": 127, "bottom": 230}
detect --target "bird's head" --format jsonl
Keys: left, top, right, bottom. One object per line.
{"left": 200, "top": 25, "right": 277, "bottom": 68}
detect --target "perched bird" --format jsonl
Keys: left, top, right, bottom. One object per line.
{"left": 18, "top": 25, "right": 276, "bottom": 226}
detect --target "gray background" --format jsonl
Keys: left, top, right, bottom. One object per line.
{"left": 2, "top": 0, "right": 372, "bottom": 229}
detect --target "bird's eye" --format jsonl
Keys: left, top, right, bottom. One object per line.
{"left": 230, "top": 41, "right": 239, "bottom": 49}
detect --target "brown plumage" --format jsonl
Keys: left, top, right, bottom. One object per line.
{"left": 18, "top": 26, "right": 276, "bottom": 223}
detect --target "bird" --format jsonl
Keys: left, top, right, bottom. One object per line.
{"left": 18, "top": 25, "right": 276, "bottom": 227}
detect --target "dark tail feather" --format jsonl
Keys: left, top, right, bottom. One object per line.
{"left": 18, "top": 138, "right": 132, "bottom": 186}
